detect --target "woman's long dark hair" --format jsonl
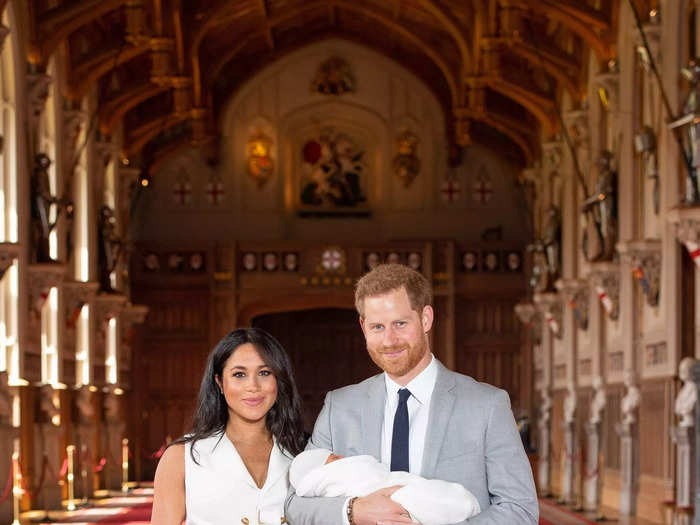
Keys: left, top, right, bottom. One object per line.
{"left": 175, "top": 327, "right": 306, "bottom": 461}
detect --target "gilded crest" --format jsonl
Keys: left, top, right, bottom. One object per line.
{"left": 311, "top": 56, "right": 355, "bottom": 95}
{"left": 392, "top": 131, "right": 420, "bottom": 187}
{"left": 246, "top": 133, "right": 274, "bottom": 187}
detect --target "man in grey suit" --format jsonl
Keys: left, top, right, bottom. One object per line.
{"left": 286, "top": 264, "right": 538, "bottom": 524}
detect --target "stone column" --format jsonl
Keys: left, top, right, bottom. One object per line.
{"left": 561, "top": 383, "right": 577, "bottom": 504}
{"left": 33, "top": 384, "right": 63, "bottom": 509}
{"left": 0, "top": 371, "right": 17, "bottom": 524}
{"left": 74, "top": 385, "right": 97, "bottom": 501}
{"left": 672, "top": 426, "right": 695, "bottom": 525}
{"left": 102, "top": 387, "right": 126, "bottom": 492}
{"left": 617, "top": 370, "right": 640, "bottom": 515}
{"left": 537, "top": 385, "right": 552, "bottom": 496}
{"left": 584, "top": 421, "right": 602, "bottom": 511}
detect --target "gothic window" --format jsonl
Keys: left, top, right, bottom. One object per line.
{"left": 76, "top": 304, "right": 90, "bottom": 385}
{"left": 40, "top": 287, "right": 58, "bottom": 384}
{"left": 0, "top": 7, "right": 18, "bottom": 383}
{"left": 105, "top": 317, "right": 118, "bottom": 384}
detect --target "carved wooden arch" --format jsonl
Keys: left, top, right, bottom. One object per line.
{"left": 146, "top": 137, "right": 193, "bottom": 176}
{"left": 486, "top": 77, "right": 559, "bottom": 135}
{"left": 238, "top": 292, "right": 356, "bottom": 327}
{"left": 123, "top": 113, "right": 189, "bottom": 156}
{"left": 519, "top": 0, "right": 613, "bottom": 59}
{"left": 100, "top": 83, "right": 170, "bottom": 135}
{"left": 206, "top": 19, "right": 458, "bottom": 109}
{"left": 67, "top": 41, "right": 151, "bottom": 100}
{"left": 33, "top": 0, "right": 125, "bottom": 65}
{"left": 192, "top": 0, "right": 465, "bottom": 107}
{"left": 506, "top": 43, "right": 582, "bottom": 101}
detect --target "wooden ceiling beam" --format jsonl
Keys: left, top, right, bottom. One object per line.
{"left": 505, "top": 42, "right": 581, "bottom": 100}
{"left": 99, "top": 83, "right": 170, "bottom": 135}
{"left": 123, "top": 113, "right": 189, "bottom": 156}
{"left": 542, "top": 0, "right": 609, "bottom": 30}
{"left": 66, "top": 41, "right": 150, "bottom": 100}
{"left": 205, "top": 1, "right": 459, "bottom": 108}
{"left": 485, "top": 76, "right": 559, "bottom": 134}
{"left": 34, "top": 0, "right": 125, "bottom": 65}
{"left": 519, "top": 1, "right": 612, "bottom": 59}
{"left": 257, "top": 0, "right": 275, "bottom": 50}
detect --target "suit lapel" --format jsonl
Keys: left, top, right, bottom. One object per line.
{"left": 361, "top": 373, "right": 386, "bottom": 460}
{"left": 421, "top": 361, "right": 456, "bottom": 477}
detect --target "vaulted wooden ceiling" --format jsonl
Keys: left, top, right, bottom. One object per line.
{"left": 24, "top": 0, "right": 627, "bottom": 170}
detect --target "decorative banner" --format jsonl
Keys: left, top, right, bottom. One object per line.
{"left": 300, "top": 129, "right": 366, "bottom": 209}
{"left": 311, "top": 56, "right": 356, "bottom": 95}
{"left": 246, "top": 133, "right": 274, "bottom": 187}
{"left": 205, "top": 177, "right": 225, "bottom": 205}
{"left": 595, "top": 285, "right": 615, "bottom": 317}
{"left": 684, "top": 240, "right": 700, "bottom": 268}
{"left": 472, "top": 170, "right": 494, "bottom": 204}
{"left": 172, "top": 174, "right": 191, "bottom": 206}
{"left": 440, "top": 177, "right": 461, "bottom": 203}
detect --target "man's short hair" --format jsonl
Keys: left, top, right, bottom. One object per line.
{"left": 354, "top": 263, "right": 432, "bottom": 317}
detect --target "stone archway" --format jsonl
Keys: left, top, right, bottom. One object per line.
{"left": 252, "top": 308, "right": 378, "bottom": 432}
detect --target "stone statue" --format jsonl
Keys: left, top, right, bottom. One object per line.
{"left": 38, "top": 384, "right": 60, "bottom": 425}
{"left": 581, "top": 151, "right": 618, "bottom": 262}
{"left": 620, "top": 369, "right": 641, "bottom": 426}
{"left": 542, "top": 206, "right": 562, "bottom": 281}
{"left": 590, "top": 375, "right": 606, "bottom": 425}
{"left": 75, "top": 385, "right": 94, "bottom": 422}
{"left": 98, "top": 205, "right": 122, "bottom": 292}
{"left": 0, "top": 370, "right": 12, "bottom": 425}
{"left": 675, "top": 357, "right": 697, "bottom": 428}
{"left": 563, "top": 382, "right": 577, "bottom": 424}
{"left": 680, "top": 58, "right": 700, "bottom": 203}
{"left": 528, "top": 242, "right": 549, "bottom": 293}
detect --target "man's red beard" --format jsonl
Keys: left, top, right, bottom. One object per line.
{"left": 367, "top": 338, "right": 427, "bottom": 378}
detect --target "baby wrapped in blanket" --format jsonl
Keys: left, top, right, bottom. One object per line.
{"left": 289, "top": 449, "right": 481, "bottom": 525}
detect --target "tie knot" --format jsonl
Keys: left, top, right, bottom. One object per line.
{"left": 397, "top": 388, "right": 411, "bottom": 404}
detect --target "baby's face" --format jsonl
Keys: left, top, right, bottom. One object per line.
{"left": 325, "top": 453, "right": 345, "bottom": 464}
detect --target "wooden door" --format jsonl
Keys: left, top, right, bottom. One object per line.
{"left": 253, "top": 308, "right": 378, "bottom": 432}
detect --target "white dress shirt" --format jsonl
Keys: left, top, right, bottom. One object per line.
{"left": 381, "top": 354, "right": 438, "bottom": 474}
{"left": 342, "top": 354, "right": 438, "bottom": 524}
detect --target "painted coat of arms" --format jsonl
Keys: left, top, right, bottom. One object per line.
{"left": 300, "top": 129, "right": 367, "bottom": 209}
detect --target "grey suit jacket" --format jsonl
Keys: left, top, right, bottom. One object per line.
{"left": 285, "top": 360, "right": 539, "bottom": 524}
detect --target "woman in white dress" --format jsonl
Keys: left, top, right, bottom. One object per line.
{"left": 152, "top": 328, "right": 306, "bottom": 524}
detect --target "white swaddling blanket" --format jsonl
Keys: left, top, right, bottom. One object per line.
{"left": 290, "top": 449, "right": 480, "bottom": 525}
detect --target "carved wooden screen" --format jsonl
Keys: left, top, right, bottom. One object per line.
{"left": 252, "top": 308, "right": 378, "bottom": 432}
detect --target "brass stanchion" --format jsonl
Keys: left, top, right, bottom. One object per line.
{"left": 121, "top": 438, "right": 129, "bottom": 493}
{"left": 80, "top": 445, "right": 88, "bottom": 505}
{"left": 66, "top": 445, "right": 76, "bottom": 510}
{"left": 11, "top": 452, "right": 22, "bottom": 525}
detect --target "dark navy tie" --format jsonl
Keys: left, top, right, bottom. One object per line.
{"left": 390, "top": 388, "right": 411, "bottom": 472}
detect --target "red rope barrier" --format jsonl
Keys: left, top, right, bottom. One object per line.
{"left": 0, "top": 465, "right": 12, "bottom": 504}
{"left": 16, "top": 455, "right": 51, "bottom": 497}
{"left": 93, "top": 458, "right": 106, "bottom": 473}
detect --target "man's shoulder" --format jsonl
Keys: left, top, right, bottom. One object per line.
{"left": 327, "top": 372, "right": 383, "bottom": 402}
{"left": 443, "top": 366, "right": 510, "bottom": 404}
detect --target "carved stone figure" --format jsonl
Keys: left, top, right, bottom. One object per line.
{"left": 621, "top": 369, "right": 640, "bottom": 426}
{"left": 98, "top": 205, "right": 122, "bottom": 292}
{"left": 0, "top": 370, "right": 11, "bottom": 425}
{"left": 563, "top": 381, "right": 577, "bottom": 424}
{"left": 38, "top": 384, "right": 60, "bottom": 425}
{"left": 581, "top": 151, "right": 618, "bottom": 262}
{"left": 680, "top": 58, "right": 700, "bottom": 203}
{"left": 528, "top": 242, "right": 549, "bottom": 293}
{"left": 31, "top": 153, "right": 57, "bottom": 262}
{"left": 590, "top": 375, "right": 606, "bottom": 425}
{"left": 675, "top": 357, "right": 697, "bottom": 428}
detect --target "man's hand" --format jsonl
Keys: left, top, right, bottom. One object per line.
{"left": 352, "top": 486, "right": 413, "bottom": 525}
